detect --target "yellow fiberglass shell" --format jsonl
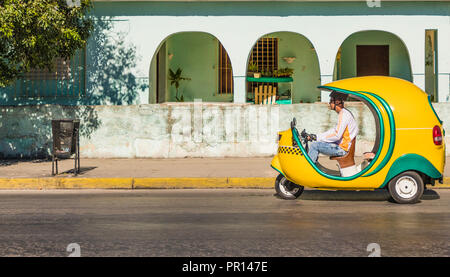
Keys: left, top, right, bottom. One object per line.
{"left": 271, "top": 76, "right": 444, "bottom": 190}
{"left": 324, "top": 76, "right": 445, "bottom": 176}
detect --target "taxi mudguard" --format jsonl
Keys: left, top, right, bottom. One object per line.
{"left": 271, "top": 155, "right": 285, "bottom": 177}
{"left": 380, "top": 154, "right": 442, "bottom": 188}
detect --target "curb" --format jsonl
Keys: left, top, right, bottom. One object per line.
{"left": 0, "top": 177, "right": 275, "bottom": 190}
{"left": 0, "top": 177, "right": 448, "bottom": 190}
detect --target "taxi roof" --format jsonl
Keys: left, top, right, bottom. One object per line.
{"left": 319, "top": 76, "right": 440, "bottom": 127}
{"left": 320, "top": 76, "right": 427, "bottom": 103}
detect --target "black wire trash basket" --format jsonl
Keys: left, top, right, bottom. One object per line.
{"left": 51, "top": 119, "right": 80, "bottom": 176}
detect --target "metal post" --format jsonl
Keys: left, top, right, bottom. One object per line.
{"left": 77, "top": 134, "right": 80, "bottom": 174}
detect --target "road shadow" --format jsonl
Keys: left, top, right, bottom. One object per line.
{"left": 288, "top": 189, "right": 441, "bottom": 201}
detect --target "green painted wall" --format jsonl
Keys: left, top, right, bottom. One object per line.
{"left": 164, "top": 32, "right": 233, "bottom": 102}
{"left": 336, "top": 31, "right": 412, "bottom": 81}
{"left": 269, "top": 32, "right": 321, "bottom": 103}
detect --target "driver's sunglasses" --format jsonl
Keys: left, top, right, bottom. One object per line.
{"left": 329, "top": 98, "right": 342, "bottom": 104}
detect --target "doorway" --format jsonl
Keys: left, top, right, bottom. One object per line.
{"left": 357, "top": 45, "right": 389, "bottom": 76}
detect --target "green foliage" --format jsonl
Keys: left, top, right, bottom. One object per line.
{"left": 247, "top": 62, "right": 258, "bottom": 73}
{"left": 274, "top": 67, "right": 294, "bottom": 77}
{"left": 0, "top": 0, "right": 93, "bottom": 87}
{"left": 261, "top": 69, "right": 272, "bottom": 77}
{"left": 281, "top": 89, "right": 291, "bottom": 97}
{"left": 168, "top": 68, "right": 191, "bottom": 102}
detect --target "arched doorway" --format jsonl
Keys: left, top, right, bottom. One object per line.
{"left": 333, "top": 30, "right": 412, "bottom": 82}
{"left": 245, "top": 32, "right": 320, "bottom": 104}
{"left": 149, "top": 32, "right": 234, "bottom": 103}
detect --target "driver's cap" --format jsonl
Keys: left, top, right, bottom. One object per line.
{"left": 330, "top": 91, "right": 348, "bottom": 101}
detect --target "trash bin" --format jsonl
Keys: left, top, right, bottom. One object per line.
{"left": 51, "top": 119, "right": 80, "bottom": 176}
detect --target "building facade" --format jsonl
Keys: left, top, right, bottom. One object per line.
{"left": 0, "top": 0, "right": 449, "bottom": 158}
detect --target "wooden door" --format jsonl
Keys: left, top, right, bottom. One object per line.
{"left": 357, "top": 45, "right": 389, "bottom": 76}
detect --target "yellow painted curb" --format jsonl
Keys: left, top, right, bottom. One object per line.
{"left": 0, "top": 178, "right": 42, "bottom": 189}
{"left": 133, "top": 177, "right": 275, "bottom": 189}
{"left": 133, "top": 178, "right": 229, "bottom": 189}
{"left": 0, "top": 178, "right": 133, "bottom": 189}
{"left": 58, "top": 178, "right": 133, "bottom": 189}
{"left": 0, "top": 177, "right": 276, "bottom": 189}
{"left": 433, "top": 177, "right": 450, "bottom": 189}
{"left": 227, "top": 177, "right": 274, "bottom": 188}
{"left": 0, "top": 177, "right": 448, "bottom": 190}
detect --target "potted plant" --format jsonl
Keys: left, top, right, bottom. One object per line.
{"left": 168, "top": 68, "right": 191, "bottom": 102}
{"left": 272, "top": 69, "right": 279, "bottom": 77}
{"left": 261, "top": 69, "right": 273, "bottom": 78}
{"left": 277, "top": 67, "right": 294, "bottom": 77}
{"left": 248, "top": 62, "right": 260, "bottom": 78}
{"left": 285, "top": 67, "right": 294, "bottom": 77}
{"left": 280, "top": 89, "right": 291, "bottom": 100}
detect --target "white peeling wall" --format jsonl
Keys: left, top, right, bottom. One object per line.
{"left": 5, "top": 102, "right": 447, "bottom": 159}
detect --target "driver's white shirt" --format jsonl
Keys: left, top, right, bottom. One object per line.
{"left": 317, "top": 108, "right": 358, "bottom": 152}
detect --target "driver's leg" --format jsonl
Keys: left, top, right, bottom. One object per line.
{"left": 308, "top": 141, "right": 346, "bottom": 163}
{"left": 308, "top": 141, "right": 320, "bottom": 163}
{"left": 316, "top": 142, "right": 346, "bottom": 157}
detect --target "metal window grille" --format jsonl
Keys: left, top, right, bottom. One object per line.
{"left": 218, "top": 42, "right": 233, "bottom": 94}
{"left": 10, "top": 49, "right": 86, "bottom": 99}
{"left": 247, "top": 37, "right": 279, "bottom": 94}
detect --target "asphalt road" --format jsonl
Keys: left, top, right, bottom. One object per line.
{"left": 0, "top": 189, "right": 449, "bottom": 257}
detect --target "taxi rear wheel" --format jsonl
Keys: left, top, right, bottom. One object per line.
{"left": 388, "top": 171, "right": 424, "bottom": 204}
{"left": 275, "top": 174, "right": 304, "bottom": 200}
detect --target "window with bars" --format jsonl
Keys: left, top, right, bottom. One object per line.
{"left": 218, "top": 42, "right": 233, "bottom": 94}
{"left": 4, "top": 49, "right": 86, "bottom": 99}
{"left": 24, "top": 57, "right": 71, "bottom": 81}
{"left": 247, "top": 37, "right": 279, "bottom": 94}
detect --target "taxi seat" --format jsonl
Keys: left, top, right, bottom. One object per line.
{"left": 330, "top": 138, "right": 356, "bottom": 168}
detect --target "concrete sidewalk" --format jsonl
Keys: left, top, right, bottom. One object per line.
{"left": 0, "top": 157, "right": 449, "bottom": 189}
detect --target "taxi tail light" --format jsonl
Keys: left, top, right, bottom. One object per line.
{"left": 433, "top": 125, "right": 442, "bottom": 145}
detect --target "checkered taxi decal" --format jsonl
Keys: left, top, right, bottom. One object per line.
{"left": 278, "top": 146, "right": 304, "bottom": 156}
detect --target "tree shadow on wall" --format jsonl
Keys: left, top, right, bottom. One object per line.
{"left": 0, "top": 105, "right": 101, "bottom": 161}
{"left": 84, "top": 17, "right": 149, "bottom": 106}
{"left": 0, "top": 16, "right": 147, "bottom": 161}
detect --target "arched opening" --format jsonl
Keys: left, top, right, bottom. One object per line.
{"left": 333, "top": 30, "right": 413, "bottom": 82}
{"left": 149, "top": 32, "right": 234, "bottom": 103}
{"left": 245, "top": 32, "right": 320, "bottom": 104}
{"left": 314, "top": 91, "right": 379, "bottom": 177}
{"left": 300, "top": 88, "right": 379, "bottom": 178}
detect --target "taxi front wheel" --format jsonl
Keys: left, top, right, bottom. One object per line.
{"left": 388, "top": 171, "right": 424, "bottom": 204}
{"left": 275, "top": 174, "right": 304, "bottom": 200}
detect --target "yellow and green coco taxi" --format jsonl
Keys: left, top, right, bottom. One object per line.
{"left": 271, "top": 76, "right": 445, "bottom": 204}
